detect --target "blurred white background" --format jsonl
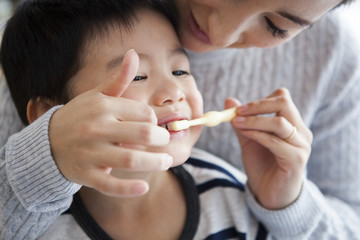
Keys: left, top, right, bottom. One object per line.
{"left": 337, "top": 1, "right": 360, "bottom": 38}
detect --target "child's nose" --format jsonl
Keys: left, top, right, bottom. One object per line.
{"left": 154, "top": 80, "right": 185, "bottom": 106}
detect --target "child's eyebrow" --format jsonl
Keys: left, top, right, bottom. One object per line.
{"left": 172, "top": 47, "right": 188, "bottom": 58}
{"left": 106, "top": 47, "right": 187, "bottom": 71}
{"left": 107, "top": 55, "right": 125, "bottom": 71}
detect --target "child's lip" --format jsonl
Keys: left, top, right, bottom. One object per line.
{"left": 157, "top": 112, "right": 189, "bottom": 129}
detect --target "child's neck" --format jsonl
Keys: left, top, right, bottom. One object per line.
{"left": 79, "top": 170, "right": 186, "bottom": 240}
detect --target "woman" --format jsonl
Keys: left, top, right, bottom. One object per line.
{"left": 1, "top": 0, "right": 359, "bottom": 238}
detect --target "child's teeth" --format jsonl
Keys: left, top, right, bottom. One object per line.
{"left": 160, "top": 122, "right": 174, "bottom": 130}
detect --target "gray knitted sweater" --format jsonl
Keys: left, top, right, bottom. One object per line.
{"left": 1, "top": 11, "right": 360, "bottom": 239}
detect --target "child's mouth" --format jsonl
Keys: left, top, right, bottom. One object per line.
{"left": 159, "top": 120, "right": 182, "bottom": 132}
{"left": 159, "top": 122, "right": 173, "bottom": 131}
{"left": 157, "top": 112, "right": 189, "bottom": 135}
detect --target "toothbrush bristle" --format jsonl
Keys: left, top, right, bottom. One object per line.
{"left": 167, "top": 120, "right": 189, "bottom": 131}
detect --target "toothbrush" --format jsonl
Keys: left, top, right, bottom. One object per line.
{"left": 168, "top": 107, "right": 237, "bottom": 131}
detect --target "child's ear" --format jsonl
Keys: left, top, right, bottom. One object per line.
{"left": 26, "top": 98, "right": 54, "bottom": 124}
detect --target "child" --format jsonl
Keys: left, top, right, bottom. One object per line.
{"left": 1, "top": 0, "right": 268, "bottom": 239}
{"left": 1, "top": 0, "right": 316, "bottom": 239}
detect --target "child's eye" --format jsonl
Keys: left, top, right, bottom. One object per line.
{"left": 133, "top": 75, "right": 147, "bottom": 81}
{"left": 172, "top": 70, "right": 189, "bottom": 76}
{"left": 264, "top": 17, "right": 288, "bottom": 39}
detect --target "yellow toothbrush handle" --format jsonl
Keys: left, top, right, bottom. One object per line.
{"left": 215, "top": 107, "right": 237, "bottom": 122}
{"left": 201, "top": 107, "right": 237, "bottom": 127}
{"left": 169, "top": 107, "right": 237, "bottom": 131}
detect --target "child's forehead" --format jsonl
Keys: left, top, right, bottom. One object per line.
{"left": 80, "top": 23, "right": 129, "bottom": 60}
{"left": 72, "top": 13, "right": 187, "bottom": 83}
{"left": 81, "top": 10, "right": 182, "bottom": 63}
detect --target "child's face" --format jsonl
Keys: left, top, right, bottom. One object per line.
{"left": 67, "top": 9, "right": 203, "bottom": 166}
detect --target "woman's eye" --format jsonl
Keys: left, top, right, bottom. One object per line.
{"left": 133, "top": 75, "right": 147, "bottom": 81}
{"left": 264, "top": 17, "right": 288, "bottom": 39}
{"left": 172, "top": 70, "right": 189, "bottom": 76}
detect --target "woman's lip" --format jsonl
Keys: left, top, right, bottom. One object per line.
{"left": 188, "top": 11, "right": 212, "bottom": 45}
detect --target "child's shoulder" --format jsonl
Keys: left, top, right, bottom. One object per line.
{"left": 184, "top": 148, "right": 247, "bottom": 190}
{"left": 183, "top": 149, "right": 260, "bottom": 240}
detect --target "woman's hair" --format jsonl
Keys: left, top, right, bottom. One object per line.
{"left": 0, "top": 0, "right": 178, "bottom": 124}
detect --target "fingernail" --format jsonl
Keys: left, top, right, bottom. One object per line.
{"left": 237, "top": 105, "right": 248, "bottom": 114}
{"left": 133, "top": 183, "right": 148, "bottom": 195}
{"left": 162, "top": 156, "right": 173, "bottom": 170}
{"left": 233, "top": 116, "right": 246, "bottom": 123}
{"left": 126, "top": 48, "right": 135, "bottom": 54}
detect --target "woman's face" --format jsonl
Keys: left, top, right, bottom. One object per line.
{"left": 174, "top": 0, "right": 342, "bottom": 52}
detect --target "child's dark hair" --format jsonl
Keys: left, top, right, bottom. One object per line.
{"left": 0, "top": 0, "right": 178, "bottom": 125}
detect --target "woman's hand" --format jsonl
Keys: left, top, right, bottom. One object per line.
{"left": 226, "top": 88, "right": 313, "bottom": 209}
{"left": 49, "top": 50, "right": 173, "bottom": 197}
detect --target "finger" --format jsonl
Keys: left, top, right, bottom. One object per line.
{"left": 238, "top": 95, "right": 297, "bottom": 117}
{"left": 238, "top": 88, "right": 291, "bottom": 114}
{"left": 224, "top": 97, "right": 242, "bottom": 110}
{"left": 104, "top": 122, "right": 170, "bottom": 146}
{"left": 232, "top": 115, "right": 300, "bottom": 142}
{"left": 88, "top": 172, "right": 149, "bottom": 197}
{"left": 97, "top": 49, "right": 139, "bottom": 97}
{"left": 238, "top": 129, "right": 310, "bottom": 168}
{"left": 237, "top": 88, "right": 301, "bottom": 124}
{"left": 235, "top": 88, "right": 313, "bottom": 144}
{"left": 95, "top": 147, "right": 174, "bottom": 171}
{"left": 265, "top": 87, "right": 290, "bottom": 99}
{"left": 105, "top": 98, "right": 158, "bottom": 124}
{"left": 81, "top": 119, "right": 169, "bottom": 146}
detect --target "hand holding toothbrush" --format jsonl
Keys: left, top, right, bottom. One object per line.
{"left": 168, "top": 87, "right": 312, "bottom": 210}
{"left": 227, "top": 88, "right": 313, "bottom": 209}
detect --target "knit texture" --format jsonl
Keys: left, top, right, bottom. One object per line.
{"left": 0, "top": 106, "right": 81, "bottom": 239}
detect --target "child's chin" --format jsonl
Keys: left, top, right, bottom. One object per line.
{"left": 170, "top": 148, "right": 192, "bottom": 167}
{"left": 147, "top": 142, "right": 194, "bottom": 167}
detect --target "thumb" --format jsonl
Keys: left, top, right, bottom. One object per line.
{"left": 225, "top": 97, "right": 242, "bottom": 109}
{"left": 99, "top": 49, "right": 139, "bottom": 97}
{"left": 225, "top": 98, "right": 247, "bottom": 143}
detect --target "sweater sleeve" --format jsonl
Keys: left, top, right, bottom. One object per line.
{"left": 246, "top": 179, "right": 360, "bottom": 239}
{"left": 0, "top": 78, "right": 24, "bottom": 148}
{"left": 0, "top": 106, "right": 81, "bottom": 239}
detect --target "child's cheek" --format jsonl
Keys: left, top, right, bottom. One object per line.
{"left": 188, "top": 89, "right": 203, "bottom": 119}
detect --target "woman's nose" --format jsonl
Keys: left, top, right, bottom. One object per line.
{"left": 208, "top": 6, "right": 255, "bottom": 47}
{"left": 153, "top": 80, "right": 185, "bottom": 106}
{"left": 209, "top": 18, "right": 245, "bottom": 47}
